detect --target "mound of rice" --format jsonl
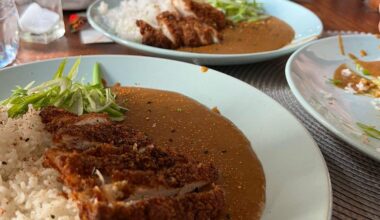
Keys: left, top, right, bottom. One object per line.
{"left": 0, "top": 107, "right": 79, "bottom": 219}
{"left": 98, "top": 0, "right": 175, "bottom": 42}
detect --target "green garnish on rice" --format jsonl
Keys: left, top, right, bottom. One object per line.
{"left": 207, "top": 0, "right": 268, "bottom": 23}
{"left": 0, "top": 58, "right": 127, "bottom": 121}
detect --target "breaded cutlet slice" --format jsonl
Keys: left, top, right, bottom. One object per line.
{"left": 40, "top": 106, "right": 111, "bottom": 133}
{"left": 156, "top": 12, "right": 221, "bottom": 47}
{"left": 40, "top": 106, "right": 151, "bottom": 150}
{"left": 43, "top": 144, "right": 218, "bottom": 194}
{"left": 79, "top": 185, "right": 225, "bottom": 220}
{"left": 52, "top": 123, "right": 151, "bottom": 150}
{"left": 136, "top": 20, "right": 177, "bottom": 49}
{"left": 172, "top": 0, "right": 227, "bottom": 30}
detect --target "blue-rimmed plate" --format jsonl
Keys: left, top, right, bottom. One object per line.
{"left": 0, "top": 55, "right": 331, "bottom": 219}
{"left": 286, "top": 34, "right": 380, "bottom": 161}
{"left": 87, "top": 0, "right": 322, "bottom": 65}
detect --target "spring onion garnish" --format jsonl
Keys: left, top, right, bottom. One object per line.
{"left": 357, "top": 122, "right": 380, "bottom": 140}
{"left": 328, "top": 79, "right": 342, "bottom": 86}
{"left": 0, "top": 58, "right": 127, "bottom": 121}
{"left": 207, "top": 0, "right": 268, "bottom": 23}
{"left": 355, "top": 63, "right": 372, "bottom": 76}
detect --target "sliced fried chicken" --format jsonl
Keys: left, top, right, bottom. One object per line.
{"left": 40, "top": 107, "right": 225, "bottom": 219}
{"left": 156, "top": 12, "right": 184, "bottom": 47}
{"left": 182, "top": 16, "right": 221, "bottom": 45}
{"left": 136, "top": 20, "right": 176, "bottom": 49}
{"left": 53, "top": 123, "right": 150, "bottom": 150}
{"left": 44, "top": 144, "right": 218, "bottom": 193}
{"left": 79, "top": 185, "right": 224, "bottom": 220}
{"left": 155, "top": 11, "right": 221, "bottom": 48}
{"left": 172, "top": 0, "right": 227, "bottom": 30}
{"left": 135, "top": 0, "right": 226, "bottom": 49}
{"left": 40, "top": 106, "right": 151, "bottom": 150}
{"left": 40, "top": 106, "right": 111, "bottom": 133}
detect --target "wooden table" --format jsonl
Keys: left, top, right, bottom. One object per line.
{"left": 295, "top": 0, "right": 379, "bottom": 33}
{"left": 16, "top": 0, "right": 379, "bottom": 64}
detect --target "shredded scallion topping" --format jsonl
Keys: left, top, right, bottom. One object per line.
{"left": 328, "top": 78, "right": 342, "bottom": 86}
{"left": 207, "top": 0, "right": 268, "bottom": 23}
{"left": 0, "top": 58, "right": 127, "bottom": 121}
{"left": 357, "top": 122, "right": 380, "bottom": 140}
{"left": 355, "top": 63, "right": 372, "bottom": 76}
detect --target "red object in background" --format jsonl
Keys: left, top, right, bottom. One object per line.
{"left": 366, "top": 0, "right": 380, "bottom": 10}
{"left": 69, "top": 14, "right": 79, "bottom": 23}
{"left": 68, "top": 14, "right": 87, "bottom": 33}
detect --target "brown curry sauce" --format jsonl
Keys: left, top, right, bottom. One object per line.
{"left": 179, "top": 16, "right": 294, "bottom": 54}
{"left": 332, "top": 54, "right": 380, "bottom": 97}
{"left": 114, "top": 86, "right": 266, "bottom": 220}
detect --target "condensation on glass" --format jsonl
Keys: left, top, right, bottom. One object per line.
{"left": 15, "top": 0, "right": 65, "bottom": 44}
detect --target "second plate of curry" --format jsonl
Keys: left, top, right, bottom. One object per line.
{"left": 87, "top": 0, "right": 323, "bottom": 65}
{"left": 286, "top": 35, "right": 380, "bottom": 161}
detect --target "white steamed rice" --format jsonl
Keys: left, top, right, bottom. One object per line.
{"left": 98, "top": 0, "right": 175, "bottom": 42}
{"left": 0, "top": 107, "right": 79, "bottom": 220}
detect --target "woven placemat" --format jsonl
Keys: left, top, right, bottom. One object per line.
{"left": 213, "top": 55, "right": 380, "bottom": 219}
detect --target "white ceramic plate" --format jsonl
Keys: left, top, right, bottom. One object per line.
{"left": 286, "top": 35, "right": 380, "bottom": 161}
{"left": 0, "top": 55, "right": 331, "bottom": 219}
{"left": 86, "top": 0, "right": 323, "bottom": 65}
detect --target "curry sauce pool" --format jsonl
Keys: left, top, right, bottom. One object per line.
{"left": 332, "top": 55, "right": 380, "bottom": 97}
{"left": 179, "top": 16, "right": 294, "bottom": 54}
{"left": 115, "top": 86, "right": 266, "bottom": 220}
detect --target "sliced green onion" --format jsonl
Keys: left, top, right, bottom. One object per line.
{"left": 67, "top": 58, "right": 81, "bottom": 80}
{"left": 362, "top": 69, "right": 371, "bottom": 76}
{"left": 357, "top": 122, "right": 380, "bottom": 140}
{"left": 207, "top": 0, "right": 268, "bottom": 23}
{"left": 53, "top": 59, "right": 67, "bottom": 79}
{"left": 328, "top": 79, "right": 342, "bottom": 86}
{"left": 355, "top": 63, "right": 372, "bottom": 76}
{"left": 92, "top": 62, "right": 103, "bottom": 88}
{"left": 0, "top": 58, "right": 126, "bottom": 120}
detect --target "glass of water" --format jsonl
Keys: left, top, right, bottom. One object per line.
{"left": 15, "top": 0, "right": 65, "bottom": 44}
{"left": 0, "top": 0, "right": 19, "bottom": 68}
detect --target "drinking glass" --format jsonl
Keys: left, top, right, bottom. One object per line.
{"left": 0, "top": 0, "right": 19, "bottom": 68}
{"left": 15, "top": 0, "right": 65, "bottom": 44}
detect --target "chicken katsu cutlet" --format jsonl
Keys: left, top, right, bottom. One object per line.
{"left": 79, "top": 185, "right": 225, "bottom": 220}
{"left": 40, "top": 106, "right": 225, "bottom": 220}
{"left": 136, "top": 0, "right": 227, "bottom": 49}
{"left": 44, "top": 144, "right": 218, "bottom": 193}
{"left": 40, "top": 106, "right": 151, "bottom": 150}
{"left": 172, "top": 0, "right": 227, "bottom": 30}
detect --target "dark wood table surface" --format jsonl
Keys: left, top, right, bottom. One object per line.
{"left": 16, "top": 0, "right": 380, "bottom": 64}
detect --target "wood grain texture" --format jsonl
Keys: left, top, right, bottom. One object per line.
{"left": 15, "top": 16, "right": 143, "bottom": 64}
{"left": 294, "top": 0, "right": 379, "bottom": 33}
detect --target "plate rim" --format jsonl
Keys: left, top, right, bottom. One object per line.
{"left": 86, "top": 0, "right": 323, "bottom": 59}
{"left": 285, "top": 34, "right": 380, "bottom": 161}
{"left": 1, "top": 54, "right": 332, "bottom": 219}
